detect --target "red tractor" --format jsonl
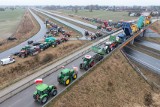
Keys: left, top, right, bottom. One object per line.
{"left": 97, "top": 21, "right": 112, "bottom": 32}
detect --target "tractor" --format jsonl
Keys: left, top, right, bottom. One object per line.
{"left": 33, "top": 79, "right": 57, "bottom": 104}
{"left": 97, "top": 21, "right": 112, "bottom": 32}
{"left": 79, "top": 55, "right": 95, "bottom": 70}
{"left": 57, "top": 67, "right": 78, "bottom": 86}
{"left": 18, "top": 45, "right": 41, "bottom": 58}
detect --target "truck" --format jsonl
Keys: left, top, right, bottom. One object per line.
{"left": 117, "top": 33, "right": 127, "bottom": 43}
{"left": 137, "top": 16, "right": 145, "bottom": 29}
{"left": 122, "top": 22, "right": 133, "bottom": 36}
{"left": 33, "top": 79, "right": 57, "bottom": 104}
{"left": 57, "top": 67, "right": 78, "bottom": 86}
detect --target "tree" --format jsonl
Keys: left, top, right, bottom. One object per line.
{"left": 75, "top": 6, "right": 78, "bottom": 13}
{"left": 89, "top": 5, "right": 93, "bottom": 12}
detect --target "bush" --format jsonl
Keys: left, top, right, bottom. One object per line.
{"left": 41, "top": 54, "right": 54, "bottom": 64}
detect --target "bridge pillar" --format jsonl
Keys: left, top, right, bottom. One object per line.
{"left": 139, "top": 31, "right": 144, "bottom": 37}
{"left": 130, "top": 38, "right": 134, "bottom": 45}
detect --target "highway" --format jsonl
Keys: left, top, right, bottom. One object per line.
{"left": 0, "top": 9, "right": 47, "bottom": 59}
{"left": 39, "top": 9, "right": 97, "bottom": 29}
{"left": 33, "top": 8, "right": 94, "bottom": 40}
{"left": 135, "top": 39, "right": 160, "bottom": 51}
{"left": 123, "top": 46, "right": 160, "bottom": 74}
{"left": 144, "top": 28, "right": 160, "bottom": 37}
{"left": 0, "top": 31, "right": 122, "bottom": 107}
{"left": 1, "top": 9, "right": 158, "bottom": 107}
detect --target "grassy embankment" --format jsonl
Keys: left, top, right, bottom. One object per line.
{"left": 47, "top": 50, "right": 160, "bottom": 107}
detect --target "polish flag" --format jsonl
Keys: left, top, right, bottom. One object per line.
{"left": 35, "top": 79, "right": 43, "bottom": 84}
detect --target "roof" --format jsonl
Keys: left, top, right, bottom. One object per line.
{"left": 36, "top": 84, "right": 48, "bottom": 91}
{"left": 85, "top": 55, "right": 92, "bottom": 59}
{"left": 0, "top": 57, "right": 10, "bottom": 61}
{"left": 105, "top": 41, "right": 113, "bottom": 45}
{"left": 61, "top": 68, "right": 70, "bottom": 74}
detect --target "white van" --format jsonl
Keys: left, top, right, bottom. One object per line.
{"left": 0, "top": 56, "right": 15, "bottom": 66}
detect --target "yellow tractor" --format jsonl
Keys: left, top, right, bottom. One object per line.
{"left": 131, "top": 24, "right": 138, "bottom": 33}
{"left": 144, "top": 15, "right": 151, "bottom": 26}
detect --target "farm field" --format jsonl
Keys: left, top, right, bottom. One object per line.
{"left": 0, "top": 9, "right": 40, "bottom": 52}
{"left": 54, "top": 9, "right": 137, "bottom": 21}
{"left": 47, "top": 50, "right": 160, "bottom": 107}
{"left": 0, "top": 8, "right": 25, "bottom": 39}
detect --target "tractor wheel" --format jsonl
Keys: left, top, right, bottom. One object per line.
{"left": 50, "top": 89, "right": 57, "bottom": 96}
{"left": 106, "top": 49, "right": 110, "bottom": 54}
{"left": 72, "top": 73, "right": 77, "bottom": 80}
{"left": 33, "top": 94, "right": 37, "bottom": 100}
{"left": 84, "top": 65, "right": 89, "bottom": 71}
{"left": 79, "top": 63, "right": 83, "bottom": 69}
{"left": 21, "top": 54, "right": 25, "bottom": 58}
{"left": 40, "top": 96, "right": 48, "bottom": 104}
{"left": 52, "top": 44, "right": 55, "bottom": 48}
{"left": 65, "top": 78, "right": 70, "bottom": 86}
{"left": 90, "top": 61, "right": 95, "bottom": 67}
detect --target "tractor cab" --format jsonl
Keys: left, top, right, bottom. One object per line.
{"left": 58, "top": 67, "right": 78, "bottom": 86}
{"left": 33, "top": 79, "right": 57, "bottom": 104}
{"left": 83, "top": 55, "right": 92, "bottom": 62}
{"left": 80, "top": 55, "right": 95, "bottom": 70}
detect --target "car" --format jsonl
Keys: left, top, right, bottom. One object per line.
{"left": 0, "top": 56, "right": 15, "bottom": 66}
{"left": 28, "top": 40, "right": 34, "bottom": 44}
{"left": 33, "top": 42, "right": 41, "bottom": 46}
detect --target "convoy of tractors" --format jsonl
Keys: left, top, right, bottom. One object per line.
{"left": 32, "top": 14, "right": 152, "bottom": 105}
{"left": 0, "top": 11, "right": 152, "bottom": 105}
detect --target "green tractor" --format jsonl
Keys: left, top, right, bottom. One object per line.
{"left": 79, "top": 55, "right": 95, "bottom": 71}
{"left": 33, "top": 79, "right": 57, "bottom": 104}
{"left": 57, "top": 67, "right": 78, "bottom": 86}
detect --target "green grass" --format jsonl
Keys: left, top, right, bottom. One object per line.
{"left": 57, "top": 9, "right": 137, "bottom": 22}
{"left": 0, "top": 8, "right": 25, "bottom": 39}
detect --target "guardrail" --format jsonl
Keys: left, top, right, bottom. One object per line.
{"left": 42, "top": 22, "right": 158, "bottom": 106}
{"left": 0, "top": 28, "right": 122, "bottom": 103}
{"left": 43, "top": 34, "right": 122, "bottom": 107}
{"left": 0, "top": 20, "right": 156, "bottom": 104}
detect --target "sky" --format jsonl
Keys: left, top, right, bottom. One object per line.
{"left": 0, "top": 0, "right": 159, "bottom": 6}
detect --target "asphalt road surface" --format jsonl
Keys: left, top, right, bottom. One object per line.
{"left": 40, "top": 9, "right": 97, "bottom": 29}
{"left": 144, "top": 28, "right": 160, "bottom": 37}
{"left": 33, "top": 8, "right": 94, "bottom": 40}
{"left": 123, "top": 46, "right": 160, "bottom": 74}
{"left": 135, "top": 39, "right": 160, "bottom": 51}
{"left": 0, "top": 36, "right": 116, "bottom": 107}
{"left": 0, "top": 9, "right": 47, "bottom": 59}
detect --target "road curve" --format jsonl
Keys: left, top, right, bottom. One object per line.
{"left": 33, "top": 8, "right": 93, "bottom": 40}
{"left": 123, "top": 46, "right": 160, "bottom": 74}
{"left": 39, "top": 9, "right": 97, "bottom": 29}
{"left": 0, "top": 9, "right": 47, "bottom": 59}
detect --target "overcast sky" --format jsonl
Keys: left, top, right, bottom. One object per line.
{"left": 0, "top": 0, "right": 159, "bottom": 6}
